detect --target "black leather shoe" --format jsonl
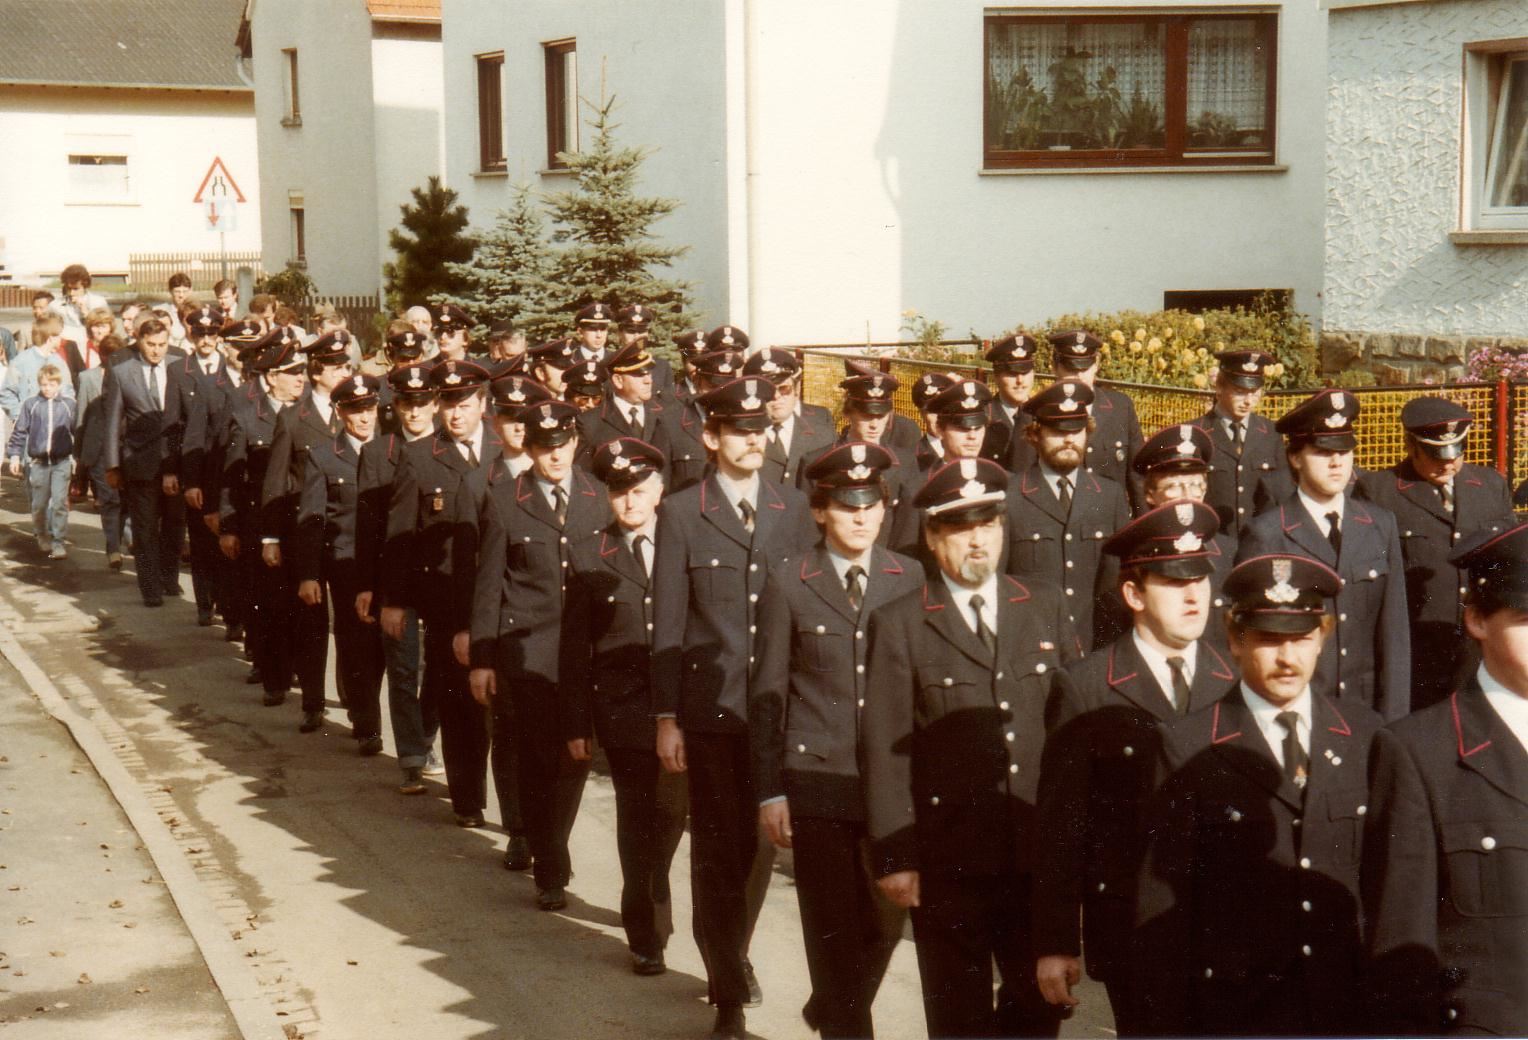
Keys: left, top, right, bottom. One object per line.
{"left": 298, "top": 710, "right": 325, "bottom": 733}
{"left": 743, "top": 959, "right": 762, "bottom": 1008}
{"left": 455, "top": 812, "right": 485, "bottom": 829}
{"left": 197, "top": 610, "right": 214, "bottom": 627}
{"left": 535, "top": 886, "right": 567, "bottom": 912}
{"left": 142, "top": 595, "right": 163, "bottom": 608}
{"left": 397, "top": 767, "right": 426, "bottom": 795}
{"left": 246, "top": 666, "right": 264, "bottom": 686}
{"left": 630, "top": 952, "right": 666, "bottom": 976}
{"left": 710, "top": 1004, "right": 745, "bottom": 1040}
{"left": 358, "top": 735, "right": 384, "bottom": 756}
{"left": 262, "top": 689, "right": 286, "bottom": 707}
{"left": 225, "top": 623, "right": 244, "bottom": 643}
{"left": 162, "top": 583, "right": 183, "bottom": 597}
{"left": 502, "top": 835, "right": 532, "bottom": 871}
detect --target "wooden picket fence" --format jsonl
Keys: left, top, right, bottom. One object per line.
{"left": 128, "top": 252, "right": 265, "bottom": 293}
{"left": 302, "top": 295, "right": 383, "bottom": 350}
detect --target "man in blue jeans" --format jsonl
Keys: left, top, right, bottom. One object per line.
{"left": 7, "top": 364, "right": 76, "bottom": 557}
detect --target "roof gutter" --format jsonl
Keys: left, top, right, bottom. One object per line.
{"left": 0, "top": 79, "right": 251, "bottom": 92}
{"left": 722, "top": 0, "right": 756, "bottom": 331}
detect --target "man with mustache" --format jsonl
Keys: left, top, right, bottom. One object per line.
{"left": 862, "top": 456, "right": 1080, "bottom": 1039}
{"left": 1005, "top": 378, "right": 1131, "bottom": 652}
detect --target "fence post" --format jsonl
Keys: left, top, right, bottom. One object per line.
{"left": 1497, "top": 378, "right": 1511, "bottom": 479}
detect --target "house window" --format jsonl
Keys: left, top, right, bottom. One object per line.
{"left": 1468, "top": 47, "right": 1528, "bottom": 230}
{"left": 67, "top": 153, "right": 130, "bottom": 201}
{"left": 984, "top": 11, "right": 1278, "bottom": 170}
{"left": 282, "top": 48, "right": 301, "bottom": 125}
{"left": 544, "top": 39, "right": 578, "bottom": 169}
{"left": 1164, "top": 288, "right": 1291, "bottom": 313}
{"left": 477, "top": 52, "right": 506, "bottom": 172}
{"left": 289, "top": 193, "right": 306, "bottom": 265}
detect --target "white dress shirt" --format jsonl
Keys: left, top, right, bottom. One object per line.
{"left": 941, "top": 572, "right": 999, "bottom": 636}
{"left": 142, "top": 359, "right": 166, "bottom": 410}
{"left": 345, "top": 433, "right": 369, "bottom": 456}
{"left": 503, "top": 451, "right": 532, "bottom": 478}
{"left": 312, "top": 390, "right": 333, "bottom": 428}
{"left": 1241, "top": 682, "right": 1312, "bottom": 769}
{"left": 1134, "top": 631, "right": 1197, "bottom": 711}
{"left": 618, "top": 399, "right": 646, "bottom": 430}
{"left": 1298, "top": 489, "right": 1345, "bottom": 539}
{"left": 1480, "top": 663, "right": 1528, "bottom": 753}
{"left": 455, "top": 424, "right": 485, "bottom": 465}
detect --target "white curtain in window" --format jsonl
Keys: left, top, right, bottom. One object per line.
{"left": 990, "top": 21, "right": 1166, "bottom": 114}
{"left": 1488, "top": 58, "right": 1528, "bottom": 209}
{"left": 1186, "top": 19, "right": 1267, "bottom": 137}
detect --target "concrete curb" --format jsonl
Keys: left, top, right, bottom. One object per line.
{"left": 0, "top": 622, "right": 287, "bottom": 1040}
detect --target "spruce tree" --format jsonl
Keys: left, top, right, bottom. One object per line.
{"left": 540, "top": 96, "right": 698, "bottom": 351}
{"left": 383, "top": 176, "right": 475, "bottom": 312}
{"left": 434, "top": 184, "right": 561, "bottom": 342}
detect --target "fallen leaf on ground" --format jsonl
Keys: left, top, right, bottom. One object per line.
{"left": 76, "top": 973, "right": 90, "bottom": 985}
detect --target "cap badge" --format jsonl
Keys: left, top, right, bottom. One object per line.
{"left": 847, "top": 464, "right": 874, "bottom": 480}
{"left": 444, "top": 370, "right": 462, "bottom": 386}
{"left": 1075, "top": 331, "right": 1087, "bottom": 345}
{"left": 1331, "top": 392, "right": 1345, "bottom": 410}
{"left": 740, "top": 380, "right": 762, "bottom": 411}
{"left": 760, "top": 358, "right": 779, "bottom": 374}
{"left": 407, "top": 373, "right": 424, "bottom": 389}
{"left": 720, "top": 327, "right": 735, "bottom": 345}
{"left": 1445, "top": 421, "right": 1460, "bottom": 435}
{"left": 610, "top": 441, "right": 623, "bottom": 455}
{"left": 1323, "top": 411, "right": 1346, "bottom": 429}
{"left": 538, "top": 405, "right": 558, "bottom": 429}
{"left": 611, "top": 455, "right": 631, "bottom": 470}
{"left": 290, "top": 351, "right": 307, "bottom": 366}
{"left": 1175, "top": 503, "right": 1195, "bottom": 526}
{"left": 1173, "top": 532, "right": 1203, "bottom": 553}
{"left": 353, "top": 375, "right": 365, "bottom": 391}
{"left": 1242, "top": 360, "right": 1260, "bottom": 372}
{"left": 865, "top": 383, "right": 885, "bottom": 398}
{"left": 960, "top": 383, "right": 980, "bottom": 409}
{"left": 850, "top": 444, "right": 867, "bottom": 464}
{"left": 1058, "top": 394, "right": 1079, "bottom": 413}
{"left": 1267, "top": 558, "right": 1300, "bottom": 605}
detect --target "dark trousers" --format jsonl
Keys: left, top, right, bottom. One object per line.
{"left": 285, "top": 561, "right": 328, "bottom": 713}
{"left": 423, "top": 623, "right": 489, "bottom": 816}
{"left": 86, "top": 459, "right": 124, "bottom": 555}
{"left": 385, "top": 609, "right": 436, "bottom": 770}
{"left": 123, "top": 478, "right": 184, "bottom": 601}
{"left": 505, "top": 676, "right": 589, "bottom": 890}
{"left": 793, "top": 815, "right": 906, "bottom": 1039}
{"left": 327, "top": 559, "right": 383, "bottom": 738}
{"left": 186, "top": 506, "right": 220, "bottom": 616}
{"left": 606, "top": 747, "right": 689, "bottom": 958}
{"left": 909, "top": 872, "right": 1061, "bottom": 1040}
{"left": 487, "top": 686, "right": 524, "bottom": 837}
{"left": 685, "top": 730, "right": 775, "bottom": 1006}
{"left": 247, "top": 542, "right": 294, "bottom": 698}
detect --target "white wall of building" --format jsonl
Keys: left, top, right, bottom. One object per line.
{"left": 442, "top": 0, "right": 730, "bottom": 327}
{"left": 0, "top": 86, "right": 260, "bottom": 284}
{"left": 1325, "top": 0, "right": 1528, "bottom": 336}
{"left": 372, "top": 28, "right": 446, "bottom": 300}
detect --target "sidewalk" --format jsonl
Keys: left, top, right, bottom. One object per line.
{"left": 0, "top": 653, "right": 240, "bottom": 1038}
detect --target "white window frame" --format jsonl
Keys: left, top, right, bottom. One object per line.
{"left": 63, "top": 134, "right": 135, "bottom": 206}
{"left": 1462, "top": 40, "right": 1528, "bottom": 232}
{"left": 288, "top": 190, "right": 306, "bottom": 266}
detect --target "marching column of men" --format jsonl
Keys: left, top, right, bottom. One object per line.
{"left": 100, "top": 297, "right": 1528, "bottom": 1040}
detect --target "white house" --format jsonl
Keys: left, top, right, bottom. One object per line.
{"left": 0, "top": 0, "right": 261, "bottom": 288}
{"left": 1321, "top": 0, "right": 1528, "bottom": 382}
{"left": 442, "top": 0, "right": 1329, "bottom": 344}
{"left": 238, "top": 0, "right": 444, "bottom": 298}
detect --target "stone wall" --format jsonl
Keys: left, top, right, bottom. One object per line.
{"left": 1320, "top": 329, "right": 1528, "bottom": 385}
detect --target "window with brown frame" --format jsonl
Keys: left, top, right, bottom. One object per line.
{"left": 477, "top": 52, "right": 506, "bottom": 172}
{"left": 984, "top": 11, "right": 1277, "bottom": 170}
{"left": 544, "top": 39, "right": 578, "bottom": 169}
{"left": 282, "top": 48, "right": 301, "bottom": 126}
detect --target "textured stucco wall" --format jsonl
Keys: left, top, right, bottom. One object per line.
{"left": 1325, "top": 0, "right": 1528, "bottom": 337}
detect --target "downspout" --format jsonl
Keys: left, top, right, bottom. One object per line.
{"left": 723, "top": 0, "right": 756, "bottom": 332}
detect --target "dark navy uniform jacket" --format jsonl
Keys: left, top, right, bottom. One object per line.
{"left": 1087, "top": 385, "right": 1145, "bottom": 510}
{"left": 218, "top": 393, "right": 283, "bottom": 544}
{"left": 292, "top": 431, "right": 363, "bottom": 581}
{"left": 1193, "top": 409, "right": 1292, "bottom": 546}
{"left": 761, "top": 403, "right": 836, "bottom": 488}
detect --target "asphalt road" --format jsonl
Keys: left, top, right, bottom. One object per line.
{"left": 0, "top": 477, "right": 1116, "bottom": 1040}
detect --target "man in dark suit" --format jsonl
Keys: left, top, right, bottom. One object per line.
{"left": 164, "top": 305, "right": 227, "bottom": 625}
{"left": 925, "top": 377, "right": 999, "bottom": 471}
{"left": 573, "top": 301, "right": 616, "bottom": 367}
{"left": 836, "top": 371, "right": 921, "bottom": 553}
{"left": 842, "top": 357, "right": 921, "bottom": 455}
{"left": 561, "top": 437, "right": 689, "bottom": 974}
{"left": 751, "top": 442, "right": 922, "bottom": 1038}
{"left": 528, "top": 337, "right": 579, "bottom": 401}
{"left": 670, "top": 329, "right": 708, "bottom": 404}
{"left": 742, "top": 348, "right": 836, "bottom": 488}
{"left": 563, "top": 359, "right": 607, "bottom": 414}
{"left": 103, "top": 317, "right": 189, "bottom": 607}
{"left": 1238, "top": 389, "right": 1410, "bottom": 721}
{"left": 220, "top": 331, "right": 309, "bottom": 711}
{"left": 1359, "top": 397, "right": 1515, "bottom": 713}
{"left": 380, "top": 359, "right": 503, "bottom": 827}
{"left": 909, "top": 372, "right": 956, "bottom": 473}
{"left": 984, "top": 333, "right": 1038, "bottom": 471}
{"left": 1132, "top": 554, "right": 1382, "bottom": 1037}
{"left": 294, "top": 375, "right": 385, "bottom": 751}
{"left": 1193, "top": 349, "right": 1292, "bottom": 549}
{"left": 1363, "top": 522, "right": 1528, "bottom": 1037}
{"left": 614, "top": 304, "right": 677, "bottom": 398}
{"left": 1034, "top": 500, "right": 1235, "bottom": 1033}
{"left": 1048, "top": 330, "right": 1145, "bottom": 511}
{"left": 650, "top": 376, "right": 817, "bottom": 1040}
{"left": 1005, "top": 379, "right": 1132, "bottom": 652}
{"left": 862, "top": 456, "right": 1080, "bottom": 1039}
{"left": 577, "top": 340, "right": 672, "bottom": 466}
{"left": 469, "top": 400, "right": 611, "bottom": 910}
{"left": 662, "top": 348, "right": 744, "bottom": 492}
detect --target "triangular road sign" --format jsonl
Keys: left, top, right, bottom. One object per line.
{"left": 192, "top": 157, "right": 247, "bottom": 204}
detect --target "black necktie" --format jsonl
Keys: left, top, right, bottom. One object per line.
{"left": 845, "top": 564, "right": 865, "bottom": 613}
{"left": 1166, "top": 655, "right": 1191, "bottom": 715}
{"left": 766, "top": 423, "right": 788, "bottom": 467}
{"left": 738, "top": 498, "right": 755, "bottom": 535}
{"left": 464, "top": 442, "right": 479, "bottom": 468}
{"left": 146, "top": 364, "right": 160, "bottom": 410}
{"left": 1232, "top": 420, "right": 1245, "bottom": 457}
{"left": 969, "top": 593, "right": 997, "bottom": 658}
{"left": 1325, "top": 511, "right": 1342, "bottom": 558}
{"left": 1057, "top": 475, "right": 1073, "bottom": 516}
{"left": 633, "top": 533, "right": 650, "bottom": 576}
{"left": 1277, "top": 710, "right": 1309, "bottom": 790}
{"left": 552, "top": 485, "right": 568, "bottom": 526}
{"left": 628, "top": 406, "right": 642, "bottom": 433}
{"left": 1440, "top": 482, "right": 1455, "bottom": 516}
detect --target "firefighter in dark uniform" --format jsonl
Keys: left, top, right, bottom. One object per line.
{"left": 837, "top": 372, "right": 920, "bottom": 553}
{"left": 1359, "top": 396, "right": 1515, "bottom": 713}
{"left": 564, "top": 358, "right": 607, "bottom": 413}
{"left": 561, "top": 437, "right": 689, "bottom": 976}
{"left": 1193, "top": 349, "right": 1292, "bottom": 547}
{"left": 742, "top": 348, "right": 836, "bottom": 487}
{"left": 750, "top": 441, "right": 922, "bottom": 1039}
{"left": 431, "top": 303, "right": 475, "bottom": 363}
{"left": 468, "top": 400, "right": 610, "bottom": 910}
{"left": 577, "top": 340, "right": 672, "bottom": 466}
{"left": 925, "top": 377, "right": 998, "bottom": 469}
{"left": 861, "top": 456, "right": 1079, "bottom": 1039}
{"left": 355, "top": 361, "right": 447, "bottom": 795}
{"left": 1048, "top": 330, "right": 1145, "bottom": 510}
{"left": 909, "top": 371, "right": 956, "bottom": 472}
{"left": 165, "top": 303, "right": 225, "bottom": 626}
{"left": 529, "top": 337, "right": 579, "bottom": 400}
{"left": 671, "top": 329, "right": 708, "bottom": 404}
{"left": 1363, "top": 521, "right": 1528, "bottom": 1037}
{"left": 261, "top": 331, "right": 353, "bottom": 731}
{"left": 379, "top": 359, "right": 503, "bottom": 827}
{"left": 650, "top": 376, "right": 818, "bottom": 1040}
{"left": 614, "top": 303, "right": 676, "bottom": 397}
{"left": 1132, "top": 553, "right": 1383, "bottom": 1037}
{"left": 573, "top": 301, "right": 616, "bottom": 365}
{"left": 1238, "top": 389, "right": 1411, "bottom": 721}
{"left": 665, "top": 349, "right": 745, "bottom": 492}
{"left": 842, "top": 357, "right": 921, "bottom": 454}
{"left": 1034, "top": 500, "right": 1235, "bottom": 1034}
{"left": 984, "top": 332, "right": 1038, "bottom": 471}
{"left": 220, "top": 330, "right": 309, "bottom": 714}
{"left": 1005, "top": 379, "right": 1131, "bottom": 653}
{"left": 293, "top": 374, "right": 385, "bottom": 751}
